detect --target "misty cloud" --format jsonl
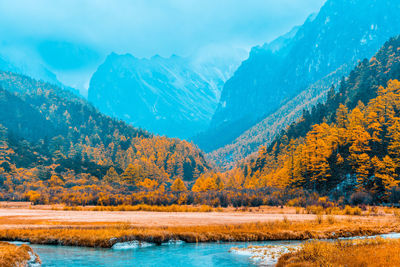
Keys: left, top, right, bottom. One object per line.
{"left": 0, "top": 0, "right": 326, "bottom": 57}
{"left": 0, "top": 0, "right": 326, "bottom": 93}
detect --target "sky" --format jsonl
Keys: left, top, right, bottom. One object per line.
{"left": 0, "top": 0, "right": 326, "bottom": 93}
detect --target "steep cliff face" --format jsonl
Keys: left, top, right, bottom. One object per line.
{"left": 198, "top": 0, "right": 400, "bottom": 153}
{"left": 88, "top": 52, "right": 244, "bottom": 138}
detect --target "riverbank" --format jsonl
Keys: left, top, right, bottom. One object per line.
{"left": 276, "top": 238, "right": 400, "bottom": 266}
{"left": 1, "top": 217, "right": 399, "bottom": 248}
{"left": 0, "top": 241, "right": 41, "bottom": 267}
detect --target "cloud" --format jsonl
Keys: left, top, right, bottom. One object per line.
{"left": 0, "top": 0, "right": 326, "bottom": 57}
{"left": 0, "top": 0, "right": 326, "bottom": 93}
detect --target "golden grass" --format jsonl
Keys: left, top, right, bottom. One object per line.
{"left": 60, "top": 204, "right": 220, "bottom": 212}
{"left": 44, "top": 204, "right": 316, "bottom": 214}
{"left": 305, "top": 205, "right": 363, "bottom": 215}
{"left": 3, "top": 201, "right": 400, "bottom": 217}
{"left": 24, "top": 203, "right": 400, "bottom": 216}
{"left": 0, "top": 241, "right": 41, "bottom": 267}
{"left": 0, "top": 216, "right": 125, "bottom": 228}
{"left": 277, "top": 238, "right": 400, "bottom": 267}
{"left": 0, "top": 217, "right": 399, "bottom": 248}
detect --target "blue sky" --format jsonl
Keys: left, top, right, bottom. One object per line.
{"left": 0, "top": 0, "right": 326, "bottom": 92}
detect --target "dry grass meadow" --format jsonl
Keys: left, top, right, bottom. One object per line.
{"left": 0, "top": 202, "right": 400, "bottom": 248}
{"left": 277, "top": 238, "right": 400, "bottom": 267}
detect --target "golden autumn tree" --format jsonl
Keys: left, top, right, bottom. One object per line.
{"left": 345, "top": 105, "right": 371, "bottom": 190}
{"left": 137, "top": 178, "right": 159, "bottom": 191}
{"left": 171, "top": 177, "right": 187, "bottom": 192}
{"left": 336, "top": 104, "right": 349, "bottom": 129}
{"left": 192, "top": 172, "right": 224, "bottom": 192}
{"left": 372, "top": 155, "right": 398, "bottom": 198}
{"left": 224, "top": 168, "right": 245, "bottom": 189}
{"left": 388, "top": 119, "right": 400, "bottom": 165}
{"left": 121, "top": 163, "right": 144, "bottom": 186}
{"left": 298, "top": 123, "right": 334, "bottom": 192}
{"left": 103, "top": 167, "right": 120, "bottom": 183}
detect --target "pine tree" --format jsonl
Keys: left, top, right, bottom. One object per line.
{"left": 299, "top": 124, "right": 332, "bottom": 192}
{"left": 121, "top": 164, "right": 143, "bottom": 186}
{"left": 225, "top": 168, "right": 245, "bottom": 189}
{"left": 327, "top": 85, "right": 336, "bottom": 102}
{"left": 372, "top": 155, "right": 398, "bottom": 198}
{"left": 388, "top": 119, "right": 400, "bottom": 165}
{"left": 336, "top": 104, "right": 349, "bottom": 146}
{"left": 103, "top": 167, "right": 120, "bottom": 183}
{"left": 351, "top": 153, "right": 371, "bottom": 191}
{"left": 215, "top": 176, "right": 224, "bottom": 191}
{"left": 171, "top": 177, "right": 187, "bottom": 192}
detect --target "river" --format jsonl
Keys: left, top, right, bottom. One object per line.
{"left": 15, "top": 233, "right": 400, "bottom": 267}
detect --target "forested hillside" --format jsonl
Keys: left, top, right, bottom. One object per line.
{"left": 196, "top": 0, "right": 400, "bottom": 156}
{"left": 0, "top": 71, "right": 210, "bottom": 205}
{"left": 235, "top": 36, "right": 400, "bottom": 203}
{"left": 210, "top": 28, "right": 400, "bottom": 169}
{"left": 208, "top": 63, "right": 352, "bottom": 169}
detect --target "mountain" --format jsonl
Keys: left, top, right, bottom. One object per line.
{"left": 0, "top": 52, "right": 80, "bottom": 96}
{"left": 0, "top": 53, "right": 57, "bottom": 83}
{"left": 0, "top": 56, "right": 19, "bottom": 74}
{"left": 88, "top": 51, "right": 245, "bottom": 139}
{"left": 208, "top": 63, "right": 352, "bottom": 169}
{"left": 196, "top": 0, "right": 400, "bottom": 156}
{"left": 269, "top": 35, "right": 400, "bottom": 154}
{"left": 240, "top": 35, "right": 400, "bottom": 202}
{"left": 0, "top": 39, "right": 104, "bottom": 96}
{"left": 0, "top": 70, "right": 211, "bottom": 203}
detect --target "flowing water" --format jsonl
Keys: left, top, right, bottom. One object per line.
{"left": 23, "top": 240, "right": 301, "bottom": 267}
{"left": 15, "top": 233, "right": 400, "bottom": 267}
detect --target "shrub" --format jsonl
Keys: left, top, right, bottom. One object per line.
{"left": 306, "top": 205, "right": 324, "bottom": 215}
{"left": 316, "top": 214, "right": 323, "bottom": 224}
{"left": 389, "top": 187, "right": 400, "bottom": 204}
{"left": 326, "top": 215, "right": 336, "bottom": 224}
{"left": 344, "top": 205, "right": 362, "bottom": 215}
{"left": 350, "top": 191, "right": 372, "bottom": 205}
{"left": 295, "top": 207, "right": 302, "bottom": 214}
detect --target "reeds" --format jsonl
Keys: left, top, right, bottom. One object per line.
{"left": 305, "top": 205, "right": 363, "bottom": 215}
{"left": 277, "top": 238, "right": 400, "bottom": 267}
{"left": 0, "top": 241, "right": 41, "bottom": 267}
{"left": 0, "top": 218, "right": 399, "bottom": 248}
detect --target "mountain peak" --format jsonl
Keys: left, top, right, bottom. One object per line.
{"left": 88, "top": 51, "right": 243, "bottom": 138}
